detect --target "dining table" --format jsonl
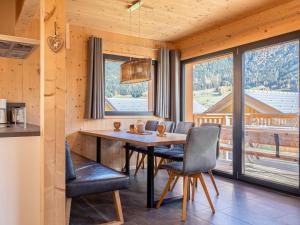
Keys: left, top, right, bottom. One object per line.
{"left": 80, "top": 129, "right": 187, "bottom": 208}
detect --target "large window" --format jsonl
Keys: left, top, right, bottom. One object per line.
{"left": 184, "top": 53, "right": 234, "bottom": 174}
{"left": 242, "top": 40, "right": 299, "bottom": 187}
{"left": 104, "top": 55, "right": 155, "bottom": 115}
{"left": 182, "top": 31, "right": 300, "bottom": 195}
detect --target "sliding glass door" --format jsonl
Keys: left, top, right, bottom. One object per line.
{"left": 182, "top": 31, "right": 300, "bottom": 194}
{"left": 241, "top": 39, "right": 299, "bottom": 188}
{"left": 183, "top": 52, "right": 234, "bottom": 175}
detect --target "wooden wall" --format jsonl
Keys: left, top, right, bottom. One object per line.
{"left": 0, "top": 19, "right": 40, "bottom": 125}
{"left": 176, "top": 0, "right": 300, "bottom": 60}
{"left": 41, "top": 0, "right": 66, "bottom": 224}
{"left": 66, "top": 24, "right": 168, "bottom": 169}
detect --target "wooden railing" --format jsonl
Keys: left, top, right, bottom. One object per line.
{"left": 193, "top": 113, "right": 299, "bottom": 127}
{"left": 193, "top": 113, "right": 299, "bottom": 162}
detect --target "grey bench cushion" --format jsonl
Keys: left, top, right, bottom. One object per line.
{"left": 66, "top": 142, "right": 76, "bottom": 181}
{"left": 66, "top": 161, "right": 129, "bottom": 198}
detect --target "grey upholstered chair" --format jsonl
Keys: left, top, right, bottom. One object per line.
{"left": 134, "top": 120, "right": 175, "bottom": 176}
{"left": 156, "top": 126, "right": 220, "bottom": 221}
{"left": 65, "top": 142, "right": 129, "bottom": 225}
{"left": 157, "top": 123, "right": 222, "bottom": 195}
{"left": 145, "top": 120, "right": 160, "bottom": 131}
{"left": 200, "top": 123, "right": 222, "bottom": 195}
{"left": 153, "top": 121, "right": 194, "bottom": 175}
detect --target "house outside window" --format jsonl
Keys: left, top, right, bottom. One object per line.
{"left": 104, "top": 54, "right": 155, "bottom": 116}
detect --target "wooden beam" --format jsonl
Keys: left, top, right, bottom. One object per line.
{"left": 41, "top": 0, "right": 66, "bottom": 224}
{"left": 184, "top": 64, "right": 193, "bottom": 121}
{"left": 15, "top": 0, "right": 39, "bottom": 34}
{"left": 176, "top": 0, "right": 300, "bottom": 59}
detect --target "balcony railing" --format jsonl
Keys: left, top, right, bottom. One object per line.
{"left": 193, "top": 113, "right": 298, "bottom": 127}
{"left": 193, "top": 113, "right": 299, "bottom": 162}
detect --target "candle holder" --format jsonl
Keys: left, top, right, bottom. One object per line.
{"left": 113, "top": 121, "right": 121, "bottom": 132}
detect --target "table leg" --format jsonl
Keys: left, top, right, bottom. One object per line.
{"left": 147, "top": 146, "right": 155, "bottom": 208}
{"left": 125, "top": 143, "right": 130, "bottom": 176}
{"left": 96, "top": 137, "right": 101, "bottom": 163}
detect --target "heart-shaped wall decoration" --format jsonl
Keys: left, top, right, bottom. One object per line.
{"left": 47, "top": 35, "right": 64, "bottom": 53}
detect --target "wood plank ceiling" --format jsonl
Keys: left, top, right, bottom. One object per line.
{"left": 66, "top": 0, "right": 288, "bottom": 41}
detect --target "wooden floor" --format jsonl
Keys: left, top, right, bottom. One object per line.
{"left": 70, "top": 167, "right": 300, "bottom": 225}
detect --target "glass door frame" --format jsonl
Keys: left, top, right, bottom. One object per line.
{"left": 181, "top": 31, "right": 300, "bottom": 196}
{"left": 181, "top": 48, "right": 238, "bottom": 180}
{"left": 237, "top": 31, "right": 300, "bottom": 195}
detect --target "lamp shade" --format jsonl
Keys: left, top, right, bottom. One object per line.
{"left": 120, "top": 58, "right": 152, "bottom": 84}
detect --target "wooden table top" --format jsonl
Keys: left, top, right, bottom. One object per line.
{"left": 80, "top": 130, "right": 187, "bottom": 147}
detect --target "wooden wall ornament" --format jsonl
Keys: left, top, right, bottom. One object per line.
{"left": 47, "top": 22, "right": 64, "bottom": 53}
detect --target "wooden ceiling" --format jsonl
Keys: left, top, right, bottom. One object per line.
{"left": 66, "top": 0, "right": 288, "bottom": 41}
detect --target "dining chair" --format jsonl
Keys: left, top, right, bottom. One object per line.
{"left": 65, "top": 142, "right": 129, "bottom": 225}
{"left": 134, "top": 120, "right": 175, "bottom": 176}
{"left": 200, "top": 123, "right": 222, "bottom": 195}
{"left": 156, "top": 126, "right": 220, "bottom": 221}
{"left": 122, "top": 120, "right": 159, "bottom": 172}
{"left": 154, "top": 121, "right": 194, "bottom": 175}
{"left": 159, "top": 123, "right": 222, "bottom": 194}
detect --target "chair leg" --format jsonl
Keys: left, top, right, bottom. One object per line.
{"left": 136, "top": 152, "right": 140, "bottom": 168}
{"left": 192, "top": 177, "right": 196, "bottom": 201}
{"left": 65, "top": 198, "right": 72, "bottom": 225}
{"left": 182, "top": 176, "right": 189, "bottom": 222}
{"left": 134, "top": 153, "right": 146, "bottom": 176}
{"left": 198, "top": 173, "right": 215, "bottom": 213}
{"left": 208, "top": 170, "right": 219, "bottom": 196}
{"left": 112, "top": 190, "right": 124, "bottom": 224}
{"left": 156, "top": 172, "right": 175, "bottom": 208}
{"left": 170, "top": 175, "right": 179, "bottom": 192}
{"left": 96, "top": 191, "right": 125, "bottom": 225}
{"left": 154, "top": 158, "right": 164, "bottom": 177}
{"left": 122, "top": 150, "right": 133, "bottom": 171}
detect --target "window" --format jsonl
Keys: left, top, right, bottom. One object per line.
{"left": 182, "top": 31, "right": 300, "bottom": 194}
{"left": 184, "top": 53, "right": 234, "bottom": 174}
{"left": 242, "top": 40, "right": 299, "bottom": 187}
{"left": 104, "top": 54, "right": 155, "bottom": 115}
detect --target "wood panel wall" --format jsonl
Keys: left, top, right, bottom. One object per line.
{"left": 65, "top": 24, "right": 165, "bottom": 169}
{"left": 0, "top": 19, "right": 40, "bottom": 125}
{"left": 176, "top": 0, "right": 300, "bottom": 60}
{"left": 41, "top": 0, "right": 66, "bottom": 224}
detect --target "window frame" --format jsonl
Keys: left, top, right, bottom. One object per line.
{"left": 103, "top": 54, "right": 156, "bottom": 116}
{"left": 181, "top": 30, "right": 300, "bottom": 196}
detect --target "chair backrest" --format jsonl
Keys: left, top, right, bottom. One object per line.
{"left": 183, "top": 126, "right": 220, "bottom": 174}
{"left": 66, "top": 142, "right": 76, "bottom": 182}
{"left": 200, "top": 123, "right": 222, "bottom": 158}
{"left": 160, "top": 121, "right": 175, "bottom": 133}
{"left": 174, "top": 121, "right": 194, "bottom": 134}
{"left": 145, "top": 120, "right": 159, "bottom": 131}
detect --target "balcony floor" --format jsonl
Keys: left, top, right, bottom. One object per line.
{"left": 216, "top": 158, "right": 299, "bottom": 187}
{"left": 70, "top": 169, "right": 300, "bottom": 225}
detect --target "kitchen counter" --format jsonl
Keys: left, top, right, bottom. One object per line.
{"left": 0, "top": 124, "right": 40, "bottom": 138}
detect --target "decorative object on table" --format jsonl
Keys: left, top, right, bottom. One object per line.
{"left": 136, "top": 120, "right": 145, "bottom": 133}
{"left": 120, "top": 0, "right": 152, "bottom": 84}
{"left": 129, "top": 124, "right": 136, "bottom": 133}
{"left": 113, "top": 121, "right": 121, "bottom": 131}
{"left": 47, "top": 22, "right": 64, "bottom": 53}
{"left": 157, "top": 124, "right": 166, "bottom": 137}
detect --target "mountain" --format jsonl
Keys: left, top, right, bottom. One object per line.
{"left": 193, "top": 41, "right": 299, "bottom": 92}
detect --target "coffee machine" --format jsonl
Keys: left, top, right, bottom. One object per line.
{"left": 7, "top": 102, "right": 26, "bottom": 127}
{"left": 0, "top": 99, "right": 7, "bottom": 124}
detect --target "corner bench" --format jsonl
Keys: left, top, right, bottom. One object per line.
{"left": 65, "top": 145, "right": 129, "bottom": 225}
